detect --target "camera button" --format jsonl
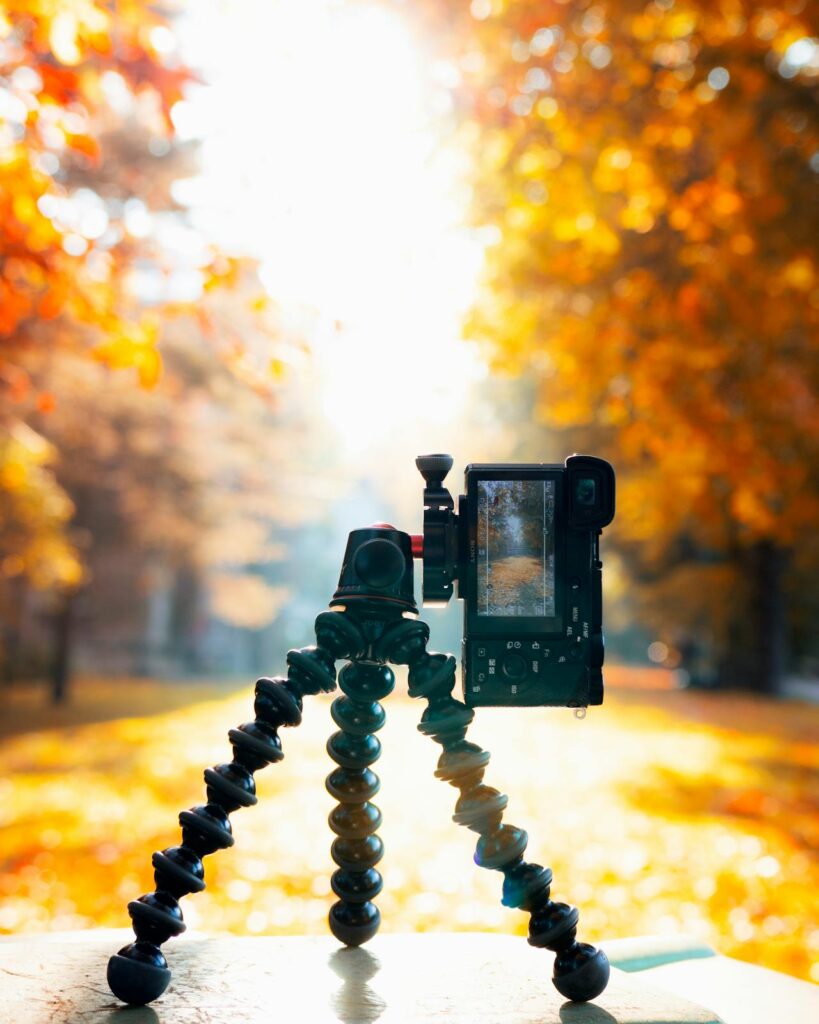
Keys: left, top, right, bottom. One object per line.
{"left": 502, "top": 654, "right": 527, "bottom": 680}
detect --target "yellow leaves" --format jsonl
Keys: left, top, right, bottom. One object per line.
{"left": 63, "top": 130, "right": 100, "bottom": 163}
{"left": 630, "top": 14, "right": 657, "bottom": 43}
{"left": 604, "top": 146, "right": 633, "bottom": 171}
{"left": 729, "top": 233, "right": 754, "bottom": 256}
{"left": 592, "top": 145, "right": 632, "bottom": 192}
{"left": 552, "top": 215, "right": 580, "bottom": 241}
{"left": 590, "top": 221, "right": 621, "bottom": 255}
{"left": 1, "top": 459, "right": 28, "bottom": 492}
{"left": 781, "top": 257, "right": 814, "bottom": 291}
{"left": 0, "top": 1, "right": 247, "bottom": 601}
{"left": 204, "top": 255, "right": 242, "bottom": 292}
{"left": 0, "top": 426, "right": 81, "bottom": 590}
{"left": 4, "top": 680, "right": 818, "bottom": 981}
{"left": 670, "top": 125, "right": 693, "bottom": 149}
{"left": 46, "top": 2, "right": 118, "bottom": 66}
{"left": 589, "top": 147, "right": 667, "bottom": 236}
{"left": 667, "top": 10, "right": 698, "bottom": 40}
{"left": 712, "top": 190, "right": 741, "bottom": 222}
{"left": 627, "top": 62, "right": 652, "bottom": 87}
{"left": 731, "top": 487, "right": 777, "bottom": 535}
{"left": 516, "top": 145, "right": 560, "bottom": 175}
{"left": 631, "top": 5, "right": 696, "bottom": 45}
{"left": 269, "top": 357, "right": 287, "bottom": 379}
{"left": 620, "top": 196, "right": 655, "bottom": 233}
{"left": 133, "top": 344, "right": 162, "bottom": 388}
{"left": 551, "top": 211, "right": 620, "bottom": 255}
{"left": 49, "top": 12, "right": 82, "bottom": 65}
{"left": 12, "top": 194, "right": 38, "bottom": 225}
{"left": 668, "top": 181, "right": 746, "bottom": 247}
{"left": 93, "top": 318, "right": 163, "bottom": 388}
{"left": 668, "top": 205, "right": 692, "bottom": 230}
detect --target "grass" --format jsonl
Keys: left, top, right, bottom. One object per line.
{"left": 1, "top": 668, "right": 817, "bottom": 985}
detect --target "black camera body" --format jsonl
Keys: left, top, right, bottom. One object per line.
{"left": 417, "top": 454, "right": 615, "bottom": 709}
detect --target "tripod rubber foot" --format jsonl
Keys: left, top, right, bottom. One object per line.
{"left": 107, "top": 943, "right": 172, "bottom": 1005}
{"left": 328, "top": 900, "right": 381, "bottom": 947}
{"left": 552, "top": 944, "right": 610, "bottom": 1002}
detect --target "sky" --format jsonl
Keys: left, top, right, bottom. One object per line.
{"left": 172, "top": 0, "right": 490, "bottom": 470}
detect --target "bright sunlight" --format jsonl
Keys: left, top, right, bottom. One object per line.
{"left": 175, "top": 0, "right": 485, "bottom": 455}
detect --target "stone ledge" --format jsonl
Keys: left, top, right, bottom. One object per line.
{"left": 0, "top": 931, "right": 723, "bottom": 1024}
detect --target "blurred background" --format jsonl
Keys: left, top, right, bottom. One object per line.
{"left": 1, "top": 0, "right": 817, "bottom": 988}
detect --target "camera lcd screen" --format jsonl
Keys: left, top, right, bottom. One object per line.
{"left": 477, "top": 479, "right": 556, "bottom": 617}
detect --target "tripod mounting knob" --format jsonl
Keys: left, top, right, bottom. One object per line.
{"left": 415, "top": 453, "right": 454, "bottom": 485}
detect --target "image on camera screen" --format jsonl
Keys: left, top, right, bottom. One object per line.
{"left": 477, "top": 479, "right": 556, "bottom": 617}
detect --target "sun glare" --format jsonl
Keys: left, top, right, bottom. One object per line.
{"left": 177, "top": 0, "right": 485, "bottom": 458}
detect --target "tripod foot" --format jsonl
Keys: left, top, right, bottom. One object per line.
{"left": 552, "top": 943, "right": 610, "bottom": 1002}
{"left": 328, "top": 900, "right": 381, "bottom": 947}
{"left": 107, "top": 942, "right": 171, "bottom": 1005}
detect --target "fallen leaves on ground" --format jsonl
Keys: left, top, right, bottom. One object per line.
{"left": 0, "top": 672, "right": 817, "bottom": 984}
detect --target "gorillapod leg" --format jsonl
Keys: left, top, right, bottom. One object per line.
{"left": 325, "top": 654, "right": 393, "bottom": 946}
{"left": 376, "top": 617, "right": 611, "bottom": 1004}
{"left": 106, "top": 610, "right": 356, "bottom": 1006}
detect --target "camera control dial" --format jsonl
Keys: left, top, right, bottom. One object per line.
{"left": 501, "top": 654, "right": 527, "bottom": 680}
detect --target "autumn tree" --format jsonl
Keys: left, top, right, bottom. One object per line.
{"left": 0, "top": 1, "right": 195, "bottom": 619}
{"left": 414, "top": 0, "right": 819, "bottom": 691}
{"left": 23, "top": 318, "right": 299, "bottom": 694}
{"left": 5, "top": 113, "right": 302, "bottom": 698}
{"left": 0, "top": 3, "right": 295, "bottom": 698}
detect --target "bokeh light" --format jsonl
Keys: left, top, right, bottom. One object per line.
{"left": 174, "top": 0, "right": 486, "bottom": 460}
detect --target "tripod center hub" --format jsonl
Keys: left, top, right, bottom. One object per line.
{"left": 353, "top": 539, "right": 406, "bottom": 589}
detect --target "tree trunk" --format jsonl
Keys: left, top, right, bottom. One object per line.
{"left": 51, "top": 592, "right": 74, "bottom": 704}
{"left": 1, "top": 576, "right": 26, "bottom": 686}
{"left": 720, "top": 541, "right": 788, "bottom": 694}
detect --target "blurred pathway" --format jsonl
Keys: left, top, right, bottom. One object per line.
{"left": 1, "top": 673, "right": 817, "bottom": 985}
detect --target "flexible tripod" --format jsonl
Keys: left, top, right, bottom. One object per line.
{"left": 107, "top": 524, "right": 610, "bottom": 1007}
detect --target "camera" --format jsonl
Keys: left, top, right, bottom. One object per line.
{"left": 416, "top": 454, "right": 615, "bottom": 709}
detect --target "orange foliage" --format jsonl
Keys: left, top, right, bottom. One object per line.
{"left": 406, "top": 1, "right": 819, "bottom": 687}
{"left": 0, "top": 0, "right": 193, "bottom": 399}
{"left": 414, "top": 0, "right": 819, "bottom": 553}
{"left": 0, "top": 2, "right": 196, "bottom": 591}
